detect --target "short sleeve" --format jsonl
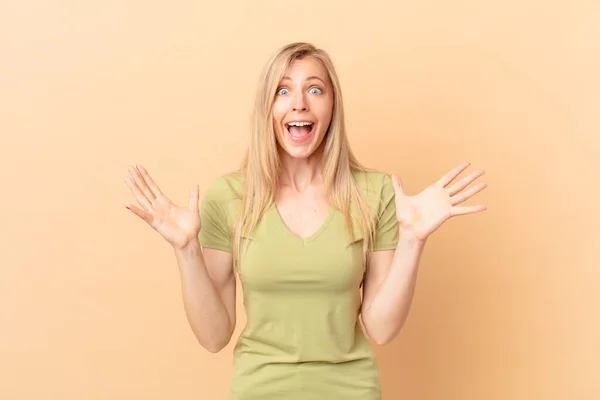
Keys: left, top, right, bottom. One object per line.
{"left": 198, "top": 176, "right": 238, "bottom": 253}
{"left": 373, "top": 174, "right": 399, "bottom": 251}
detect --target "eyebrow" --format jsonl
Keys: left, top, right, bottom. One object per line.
{"left": 281, "top": 76, "right": 326, "bottom": 84}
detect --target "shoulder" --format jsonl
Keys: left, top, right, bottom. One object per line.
{"left": 351, "top": 168, "right": 396, "bottom": 224}
{"left": 201, "top": 170, "right": 245, "bottom": 220}
{"left": 202, "top": 170, "right": 245, "bottom": 202}
{"left": 353, "top": 168, "right": 398, "bottom": 246}
{"left": 352, "top": 169, "right": 394, "bottom": 199}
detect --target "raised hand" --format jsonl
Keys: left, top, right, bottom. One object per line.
{"left": 391, "top": 162, "right": 487, "bottom": 242}
{"left": 124, "top": 165, "right": 201, "bottom": 249}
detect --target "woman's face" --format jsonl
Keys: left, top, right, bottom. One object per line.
{"left": 272, "top": 57, "right": 334, "bottom": 160}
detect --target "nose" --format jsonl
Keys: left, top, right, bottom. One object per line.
{"left": 291, "top": 91, "right": 308, "bottom": 111}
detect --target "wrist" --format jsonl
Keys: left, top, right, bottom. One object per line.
{"left": 398, "top": 227, "right": 427, "bottom": 249}
{"left": 173, "top": 237, "right": 201, "bottom": 254}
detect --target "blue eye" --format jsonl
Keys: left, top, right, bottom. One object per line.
{"left": 277, "top": 88, "right": 289, "bottom": 95}
{"left": 309, "top": 87, "right": 322, "bottom": 94}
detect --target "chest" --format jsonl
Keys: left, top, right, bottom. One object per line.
{"left": 274, "top": 187, "right": 331, "bottom": 240}
{"left": 238, "top": 209, "right": 365, "bottom": 293}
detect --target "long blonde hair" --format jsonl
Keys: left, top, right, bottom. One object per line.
{"left": 232, "top": 42, "right": 375, "bottom": 271}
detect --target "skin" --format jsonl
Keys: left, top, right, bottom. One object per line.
{"left": 270, "top": 57, "right": 334, "bottom": 239}
{"left": 124, "top": 166, "right": 234, "bottom": 353}
{"left": 272, "top": 57, "right": 333, "bottom": 169}
{"left": 124, "top": 56, "right": 487, "bottom": 352}
{"left": 360, "top": 163, "right": 487, "bottom": 344}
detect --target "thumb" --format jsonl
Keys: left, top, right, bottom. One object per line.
{"left": 189, "top": 184, "right": 199, "bottom": 212}
{"left": 390, "top": 174, "right": 404, "bottom": 195}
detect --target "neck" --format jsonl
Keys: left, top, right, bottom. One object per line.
{"left": 278, "top": 147, "right": 324, "bottom": 192}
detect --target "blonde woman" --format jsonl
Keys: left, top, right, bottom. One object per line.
{"left": 124, "top": 42, "right": 487, "bottom": 399}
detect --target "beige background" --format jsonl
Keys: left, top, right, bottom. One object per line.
{"left": 1, "top": 0, "right": 598, "bottom": 399}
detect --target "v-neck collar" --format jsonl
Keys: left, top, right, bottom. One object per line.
{"left": 269, "top": 203, "right": 336, "bottom": 245}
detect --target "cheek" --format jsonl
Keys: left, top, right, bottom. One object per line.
{"left": 271, "top": 100, "right": 288, "bottom": 123}
{"left": 316, "top": 99, "right": 333, "bottom": 129}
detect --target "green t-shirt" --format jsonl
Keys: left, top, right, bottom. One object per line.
{"left": 199, "top": 169, "right": 398, "bottom": 400}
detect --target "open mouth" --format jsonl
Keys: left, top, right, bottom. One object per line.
{"left": 285, "top": 121, "right": 314, "bottom": 143}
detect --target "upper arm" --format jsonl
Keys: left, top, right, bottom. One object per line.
{"left": 198, "top": 176, "right": 238, "bottom": 331}
{"left": 361, "top": 249, "right": 394, "bottom": 319}
{"left": 361, "top": 173, "right": 399, "bottom": 314}
{"left": 201, "top": 247, "right": 236, "bottom": 330}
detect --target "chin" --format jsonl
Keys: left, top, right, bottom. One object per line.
{"left": 280, "top": 137, "right": 324, "bottom": 160}
{"left": 275, "top": 125, "right": 326, "bottom": 160}
{"left": 280, "top": 145, "right": 314, "bottom": 159}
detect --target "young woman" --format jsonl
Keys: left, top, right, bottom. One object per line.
{"left": 124, "top": 42, "right": 487, "bottom": 400}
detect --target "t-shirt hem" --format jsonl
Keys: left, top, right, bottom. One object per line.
{"left": 372, "top": 244, "right": 397, "bottom": 251}
{"left": 199, "top": 242, "right": 233, "bottom": 253}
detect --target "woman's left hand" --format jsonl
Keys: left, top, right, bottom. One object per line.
{"left": 391, "top": 162, "right": 487, "bottom": 242}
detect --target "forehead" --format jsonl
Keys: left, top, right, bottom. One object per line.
{"left": 283, "top": 57, "right": 330, "bottom": 83}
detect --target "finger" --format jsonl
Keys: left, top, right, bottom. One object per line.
{"left": 447, "top": 170, "right": 485, "bottom": 197}
{"left": 125, "top": 204, "right": 153, "bottom": 224}
{"left": 450, "top": 204, "right": 487, "bottom": 217}
{"left": 129, "top": 166, "right": 155, "bottom": 203}
{"left": 135, "top": 165, "right": 164, "bottom": 198}
{"left": 450, "top": 182, "right": 487, "bottom": 205}
{"left": 189, "top": 184, "right": 199, "bottom": 212}
{"left": 390, "top": 174, "right": 404, "bottom": 195}
{"left": 437, "top": 162, "right": 471, "bottom": 188}
{"left": 124, "top": 176, "right": 153, "bottom": 212}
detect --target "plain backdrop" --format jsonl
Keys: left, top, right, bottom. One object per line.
{"left": 1, "top": 0, "right": 598, "bottom": 399}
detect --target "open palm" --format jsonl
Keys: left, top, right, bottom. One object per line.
{"left": 391, "top": 162, "right": 487, "bottom": 241}
{"left": 124, "top": 165, "right": 201, "bottom": 249}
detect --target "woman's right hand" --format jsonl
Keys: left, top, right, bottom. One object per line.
{"left": 124, "top": 165, "right": 201, "bottom": 250}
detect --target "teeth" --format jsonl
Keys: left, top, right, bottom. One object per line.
{"left": 287, "top": 122, "right": 313, "bottom": 127}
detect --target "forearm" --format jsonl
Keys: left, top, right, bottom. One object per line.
{"left": 173, "top": 239, "right": 233, "bottom": 353}
{"left": 362, "top": 231, "right": 426, "bottom": 344}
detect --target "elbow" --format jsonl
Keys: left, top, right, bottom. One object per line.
{"left": 205, "top": 344, "right": 225, "bottom": 353}
{"left": 363, "top": 315, "right": 403, "bottom": 346}
{"left": 192, "top": 321, "right": 234, "bottom": 354}
{"left": 196, "top": 330, "right": 232, "bottom": 354}
{"left": 203, "top": 337, "right": 230, "bottom": 353}
{"left": 371, "top": 332, "right": 396, "bottom": 346}
{"left": 373, "top": 337, "right": 391, "bottom": 346}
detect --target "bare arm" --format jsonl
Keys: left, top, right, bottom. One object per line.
{"left": 174, "top": 240, "right": 235, "bottom": 353}
{"left": 360, "top": 163, "right": 486, "bottom": 345}
{"left": 360, "top": 232, "right": 426, "bottom": 345}
{"left": 124, "top": 165, "right": 235, "bottom": 353}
